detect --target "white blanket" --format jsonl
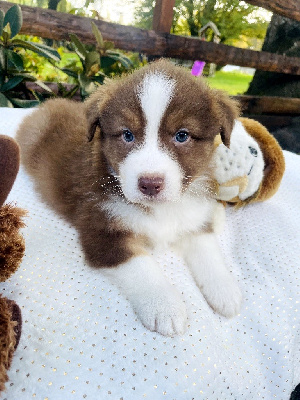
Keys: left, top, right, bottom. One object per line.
{"left": 0, "top": 108, "right": 299, "bottom": 400}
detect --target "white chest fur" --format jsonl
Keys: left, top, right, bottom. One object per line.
{"left": 101, "top": 193, "right": 214, "bottom": 249}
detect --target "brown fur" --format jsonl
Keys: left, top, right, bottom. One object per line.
{"left": 0, "top": 297, "right": 22, "bottom": 393}
{"left": 0, "top": 136, "right": 20, "bottom": 208}
{"left": 0, "top": 204, "right": 27, "bottom": 282}
{"left": 0, "top": 135, "right": 24, "bottom": 393}
{"left": 17, "top": 60, "right": 239, "bottom": 269}
{"left": 238, "top": 118, "right": 285, "bottom": 202}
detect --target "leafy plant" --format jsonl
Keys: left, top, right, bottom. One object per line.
{"left": 0, "top": 4, "right": 60, "bottom": 107}
{"left": 61, "top": 22, "right": 133, "bottom": 99}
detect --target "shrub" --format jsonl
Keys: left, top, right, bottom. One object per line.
{"left": 0, "top": 4, "right": 60, "bottom": 107}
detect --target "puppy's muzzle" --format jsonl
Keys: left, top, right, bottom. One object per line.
{"left": 138, "top": 175, "right": 165, "bottom": 197}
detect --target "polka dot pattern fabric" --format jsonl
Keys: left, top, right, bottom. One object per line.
{"left": 0, "top": 108, "right": 299, "bottom": 399}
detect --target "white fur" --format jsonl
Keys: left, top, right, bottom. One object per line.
{"left": 137, "top": 72, "right": 175, "bottom": 145}
{"left": 119, "top": 146, "right": 183, "bottom": 204}
{"left": 213, "top": 120, "right": 264, "bottom": 201}
{"left": 180, "top": 233, "right": 242, "bottom": 318}
{"left": 101, "top": 193, "right": 214, "bottom": 250}
{"left": 102, "top": 255, "right": 187, "bottom": 337}
{"left": 119, "top": 73, "right": 182, "bottom": 204}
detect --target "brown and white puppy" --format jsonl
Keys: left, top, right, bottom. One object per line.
{"left": 16, "top": 60, "right": 242, "bottom": 336}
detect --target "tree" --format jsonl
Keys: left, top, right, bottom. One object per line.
{"left": 134, "top": 0, "right": 156, "bottom": 30}
{"left": 134, "top": 0, "right": 268, "bottom": 48}
{"left": 9, "top": 0, "right": 48, "bottom": 7}
{"left": 246, "top": 14, "right": 300, "bottom": 153}
{"left": 247, "top": 14, "right": 300, "bottom": 97}
{"left": 48, "top": 0, "right": 61, "bottom": 10}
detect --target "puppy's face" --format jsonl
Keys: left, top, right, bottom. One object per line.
{"left": 86, "top": 60, "right": 239, "bottom": 205}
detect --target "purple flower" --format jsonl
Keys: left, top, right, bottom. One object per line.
{"left": 191, "top": 60, "right": 206, "bottom": 77}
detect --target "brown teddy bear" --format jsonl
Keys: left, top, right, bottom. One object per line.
{"left": 0, "top": 135, "right": 26, "bottom": 393}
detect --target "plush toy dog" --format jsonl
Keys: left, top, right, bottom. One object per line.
{"left": 0, "top": 135, "right": 26, "bottom": 393}
{"left": 213, "top": 117, "right": 285, "bottom": 206}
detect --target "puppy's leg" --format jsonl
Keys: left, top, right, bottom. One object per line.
{"left": 180, "top": 233, "right": 242, "bottom": 317}
{"left": 78, "top": 219, "right": 187, "bottom": 336}
{"left": 102, "top": 255, "right": 187, "bottom": 337}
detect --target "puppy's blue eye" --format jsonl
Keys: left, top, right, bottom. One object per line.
{"left": 175, "top": 130, "right": 189, "bottom": 143}
{"left": 249, "top": 146, "right": 258, "bottom": 157}
{"left": 123, "top": 129, "right": 135, "bottom": 143}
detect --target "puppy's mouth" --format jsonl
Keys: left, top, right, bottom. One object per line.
{"left": 139, "top": 193, "right": 170, "bottom": 204}
{"left": 133, "top": 190, "right": 177, "bottom": 205}
{"left": 127, "top": 188, "right": 182, "bottom": 206}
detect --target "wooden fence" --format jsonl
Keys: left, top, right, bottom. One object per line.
{"left": 1, "top": 1, "right": 300, "bottom": 75}
{"left": 0, "top": 0, "right": 300, "bottom": 128}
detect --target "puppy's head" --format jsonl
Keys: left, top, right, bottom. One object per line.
{"left": 85, "top": 60, "right": 239, "bottom": 205}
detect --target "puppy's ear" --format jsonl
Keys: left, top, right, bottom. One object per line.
{"left": 215, "top": 91, "right": 240, "bottom": 148}
{"left": 85, "top": 89, "right": 103, "bottom": 142}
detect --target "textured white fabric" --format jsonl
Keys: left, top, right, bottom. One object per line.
{"left": 0, "top": 108, "right": 299, "bottom": 400}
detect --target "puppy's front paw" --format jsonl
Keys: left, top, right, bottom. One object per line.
{"left": 202, "top": 277, "right": 242, "bottom": 318}
{"left": 132, "top": 288, "right": 188, "bottom": 337}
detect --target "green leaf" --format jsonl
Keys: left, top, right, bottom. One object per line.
{"left": 105, "top": 50, "right": 121, "bottom": 56}
{"left": 60, "top": 68, "right": 78, "bottom": 79}
{"left": 10, "top": 39, "right": 60, "bottom": 61}
{"left": 30, "top": 42, "right": 61, "bottom": 60}
{"left": 62, "top": 84, "right": 79, "bottom": 99}
{"left": 3, "top": 4, "right": 23, "bottom": 39}
{"left": 0, "top": 10, "right": 4, "bottom": 37}
{"left": 0, "top": 48, "right": 5, "bottom": 70}
{"left": 84, "top": 0, "right": 94, "bottom": 8}
{"left": 32, "top": 90, "right": 47, "bottom": 102}
{"left": 0, "top": 75, "right": 24, "bottom": 92}
{"left": 100, "top": 56, "right": 116, "bottom": 69}
{"left": 0, "top": 92, "right": 13, "bottom": 107}
{"left": 13, "top": 72, "right": 36, "bottom": 82}
{"left": 2, "top": 28, "right": 10, "bottom": 43}
{"left": 68, "top": 8, "right": 77, "bottom": 15}
{"left": 10, "top": 98, "right": 39, "bottom": 108}
{"left": 104, "top": 41, "right": 115, "bottom": 51}
{"left": 0, "top": 71, "right": 4, "bottom": 87}
{"left": 85, "top": 51, "right": 100, "bottom": 75}
{"left": 90, "top": 10, "right": 100, "bottom": 19}
{"left": 91, "top": 21, "right": 104, "bottom": 49}
{"left": 7, "top": 50, "right": 23, "bottom": 71}
{"left": 105, "top": 53, "right": 133, "bottom": 69}
{"left": 78, "top": 73, "right": 97, "bottom": 96}
{"left": 91, "top": 75, "right": 105, "bottom": 84}
{"left": 69, "top": 34, "right": 87, "bottom": 60}
{"left": 35, "top": 80, "right": 53, "bottom": 93}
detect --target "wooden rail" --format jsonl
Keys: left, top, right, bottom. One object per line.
{"left": 1, "top": 1, "right": 300, "bottom": 75}
{"left": 235, "top": 95, "right": 300, "bottom": 115}
{"left": 26, "top": 82, "right": 300, "bottom": 118}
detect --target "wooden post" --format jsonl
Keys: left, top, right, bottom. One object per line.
{"left": 152, "top": 0, "right": 175, "bottom": 33}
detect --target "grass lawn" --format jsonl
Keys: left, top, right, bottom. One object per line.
{"left": 206, "top": 71, "right": 253, "bottom": 95}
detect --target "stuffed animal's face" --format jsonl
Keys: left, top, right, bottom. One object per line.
{"left": 213, "top": 120, "right": 264, "bottom": 202}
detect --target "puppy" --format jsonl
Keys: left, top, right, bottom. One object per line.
{"left": 16, "top": 60, "right": 242, "bottom": 336}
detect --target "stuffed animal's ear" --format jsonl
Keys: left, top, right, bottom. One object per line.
{"left": 215, "top": 91, "right": 240, "bottom": 147}
{"left": 238, "top": 117, "right": 285, "bottom": 202}
{"left": 84, "top": 87, "right": 106, "bottom": 142}
{"left": 0, "top": 136, "right": 20, "bottom": 207}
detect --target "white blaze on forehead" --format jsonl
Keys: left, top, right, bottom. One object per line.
{"left": 119, "top": 71, "right": 182, "bottom": 204}
{"left": 137, "top": 72, "right": 175, "bottom": 144}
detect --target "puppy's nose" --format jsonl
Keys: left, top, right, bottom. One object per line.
{"left": 138, "top": 176, "right": 165, "bottom": 196}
